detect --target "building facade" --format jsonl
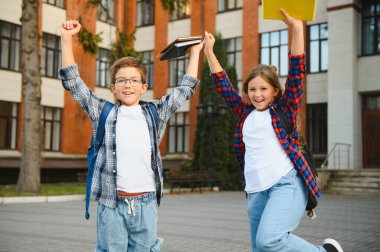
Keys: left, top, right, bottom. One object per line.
{"left": 0, "top": 0, "right": 379, "bottom": 183}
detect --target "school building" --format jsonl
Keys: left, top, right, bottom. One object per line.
{"left": 0, "top": 0, "right": 379, "bottom": 183}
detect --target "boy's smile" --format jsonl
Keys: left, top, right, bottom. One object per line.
{"left": 111, "top": 67, "right": 148, "bottom": 106}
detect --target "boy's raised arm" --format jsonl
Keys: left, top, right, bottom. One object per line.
{"left": 61, "top": 20, "right": 81, "bottom": 67}
{"left": 185, "top": 41, "right": 204, "bottom": 78}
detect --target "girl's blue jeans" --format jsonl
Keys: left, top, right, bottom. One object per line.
{"left": 247, "top": 168, "right": 326, "bottom": 252}
{"left": 95, "top": 192, "right": 163, "bottom": 252}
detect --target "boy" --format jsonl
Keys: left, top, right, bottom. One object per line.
{"left": 59, "top": 20, "right": 203, "bottom": 251}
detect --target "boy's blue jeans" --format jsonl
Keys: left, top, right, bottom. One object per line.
{"left": 247, "top": 168, "right": 326, "bottom": 252}
{"left": 95, "top": 192, "right": 163, "bottom": 252}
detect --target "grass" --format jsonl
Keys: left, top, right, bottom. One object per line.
{"left": 0, "top": 183, "right": 86, "bottom": 197}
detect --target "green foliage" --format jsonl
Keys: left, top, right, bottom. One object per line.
{"left": 160, "top": 0, "right": 188, "bottom": 14}
{"left": 111, "top": 29, "right": 139, "bottom": 63}
{"left": 77, "top": 24, "right": 103, "bottom": 55}
{"left": 192, "top": 33, "right": 241, "bottom": 190}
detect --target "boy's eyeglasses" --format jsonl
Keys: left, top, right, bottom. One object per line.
{"left": 115, "top": 78, "right": 143, "bottom": 87}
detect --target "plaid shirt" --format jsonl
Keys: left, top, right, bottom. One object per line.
{"left": 59, "top": 64, "right": 199, "bottom": 208}
{"left": 210, "top": 53, "right": 320, "bottom": 200}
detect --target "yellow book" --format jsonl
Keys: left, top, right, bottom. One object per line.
{"left": 263, "top": 0, "right": 317, "bottom": 21}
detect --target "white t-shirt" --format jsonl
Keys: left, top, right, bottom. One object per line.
{"left": 242, "top": 109, "right": 294, "bottom": 193}
{"left": 116, "top": 105, "right": 155, "bottom": 193}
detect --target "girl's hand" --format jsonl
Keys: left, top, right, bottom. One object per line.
{"left": 203, "top": 31, "right": 215, "bottom": 56}
{"left": 280, "top": 9, "right": 303, "bottom": 31}
{"left": 61, "top": 20, "right": 81, "bottom": 37}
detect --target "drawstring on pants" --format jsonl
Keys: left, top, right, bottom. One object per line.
{"left": 125, "top": 198, "right": 136, "bottom": 216}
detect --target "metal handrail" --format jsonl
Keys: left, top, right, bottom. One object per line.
{"left": 320, "top": 143, "right": 352, "bottom": 169}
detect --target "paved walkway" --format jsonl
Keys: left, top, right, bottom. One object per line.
{"left": 0, "top": 192, "right": 379, "bottom": 252}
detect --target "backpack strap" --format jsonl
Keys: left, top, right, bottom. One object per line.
{"left": 95, "top": 102, "right": 114, "bottom": 147}
{"left": 85, "top": 101, "right": 114, "bottom": 220}
{"left": 148, "top": 102, "right": 158, "bottom": 128}
{"left": 275, "top": 105, "right": 296, "bottom": 139}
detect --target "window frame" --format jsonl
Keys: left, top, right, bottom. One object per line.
{"left": 169, "top": 55, "right": 189, "bottom": 87}
{"left": 97, "top": 0, "right": 115, "bottom": 24}
{"left": 0, "top": 101, "right": 19, "bottom": 150}
{"left": 140, "top": 50, "right": 154, "bottom": 89}
{"left": 361, "top": 0, "right": 380, "bottom": 56}
{"left": 307, "top": 23, "right": 328, "bottom": 73}
{"left": 136, "top": 0, "right": 155, "bottom": 27}
{"left": 217, "top": 0, "right": 243, "bottom": 13}
{"left": 307, "top": 103, "right": 328, "bottom": 154}
{"left": 167, "top": 112, "right": 189, "bottom": 154}
{"left": 42, "top": 0, "right": 65, "bottom": 9}
{"left": 259, "top": 29, "right": 289, "bottom": 76}
{"left": 96, "top": 48, "right": 112, "bottom": 88}
{"left": 170, "top": 2, "right": 190, "bottom": 21}
{"left": 224, "top": 37, "right": 242, "bottom": 81}
{"left": 41, "top": 33, "right": 61, "bottom": 79}
{"left": 0, "top": 20, "right": 21, "bottom": 72}
{"left": 41, "top": 106, "right": 62, "bottom": 152}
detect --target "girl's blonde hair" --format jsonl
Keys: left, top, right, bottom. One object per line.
{"left": 243, "top": 64, "right": 283, "bottom": 101}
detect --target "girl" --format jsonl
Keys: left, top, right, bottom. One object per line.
{"left": 203, "top": 9, "right": 343, "bottom": 252}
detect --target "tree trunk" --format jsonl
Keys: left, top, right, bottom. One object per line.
{"left": 17, "top": 0, "right": 42, "bottom": 193}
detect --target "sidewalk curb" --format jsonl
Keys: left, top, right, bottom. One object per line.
{"left": 0, "top": 194, "right": 85, "bottom": 205}
{"left": 0, "top": 188, "right": 220, "bottom": 205}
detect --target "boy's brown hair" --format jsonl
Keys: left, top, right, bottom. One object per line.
{"left": 110, "top": 56, "right": 147, "bottom": 84}
{"left": 243, "top": 64, "right": 283, "bottom": 101}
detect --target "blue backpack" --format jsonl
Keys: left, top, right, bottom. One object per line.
{"left": 85, "top": 102, "right": 158, "bottom": 219}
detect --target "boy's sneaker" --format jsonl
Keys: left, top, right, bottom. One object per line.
{"left": 323, "top": 238, "right": 344, "bottom": 252}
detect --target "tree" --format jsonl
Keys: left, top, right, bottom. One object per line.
{"left": 192, "top": 33, "right": 241, "bottom": 190}
{"left": 17, "top": 0, "right": 42, "bottom": 193}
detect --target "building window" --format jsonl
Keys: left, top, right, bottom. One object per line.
{"left": 43, "top": 0, "right": 65, "bottom": 8}
{"left": 97, "top": 0, "right": 114, "bottom": 23}
{"left": 137, "top": 0, "right": 154, "bottom": 27}
{"left": 170, "top": 2, "right": 190, "bottom": 21}
{"left": 96, "top": 48, "right": 112, "bottom": 88}
{"left": 225, "top": 37, "right": 242, "bottom": 80}
{"left": 308, "top": 23, "right": 328, "bottom": 73}
{"left": 307, "top": 103, "right": 327, "bottom": 154}
{"left": 218, "top": 0, "right": 243, "bottom": 12}
{"left": 140, "top": 50, "right": 154, "bottom": 89}
{"left": 41, "top": 33, "right": 61, "bottom": 78}
{"left": 169, "top": 56, "right": 189, "bottom": 87}
{"left": 0, "top": 101, "right": 19, "bottom": 150}
{"left": 260, "top": 29, "right": 288, "bottom": 76}
{"left": 168, "top": 112, "right": 189, "bottom": 153}
{"left": 0, "top": 21, "right": 21, "bottom": 71}
{"left": 362, "top": 0, "right": 380, "bottom": 55}
{"left": 41, "top": 106, "right": 61, "bottom": 151}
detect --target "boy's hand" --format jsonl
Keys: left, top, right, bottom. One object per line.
{"left": 61, "top": 20, "right": 81, "bottom": 37}
{"left": 280, "top": 9, "right": 303, "bottom": 31}
{"left": 189, "top": 40, "right": 204, "bottom": 55}
{"left": 203, "top": 31, "right": 215, "bottom": 56}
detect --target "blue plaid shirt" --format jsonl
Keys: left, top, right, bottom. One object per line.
{"left": 59, "top": 64, "right": 199, "bottom": 208}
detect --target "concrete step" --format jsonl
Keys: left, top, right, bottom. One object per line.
{"left": 322, "top": 169, "right": 380, "bottom": 195}
{"left": 329, "top": 169, "right": 380, "bottom": 177}
{"left": 329, "top": 181, "right": 380, "bottom": 188}
{"left": 324, "top": 186, "right": 380, "bottom": 195}
{"left": 332, "top": 177, "right": 380, "bottom": 183}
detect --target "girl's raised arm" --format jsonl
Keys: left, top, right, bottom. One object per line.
{"left": 281, "top": 9, "right": 304, "bottom": 55}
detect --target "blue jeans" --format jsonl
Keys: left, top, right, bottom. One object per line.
{"left": 247, "top": 168, "right": 325, "bottom": 252}
{"left": 95, "top": 192, "right": 163, "bottom": 252}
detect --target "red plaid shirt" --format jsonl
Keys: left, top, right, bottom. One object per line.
{"left": 210, "top": 53, "right": 320, "bottom": 200}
